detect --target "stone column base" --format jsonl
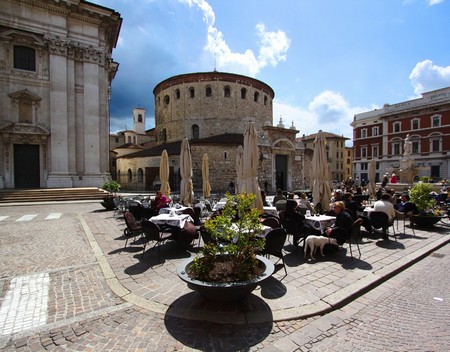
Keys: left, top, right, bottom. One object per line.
{"left": 47, "top": 173, "right": 74, "bottom": 188}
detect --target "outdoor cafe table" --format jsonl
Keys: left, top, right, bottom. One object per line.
{"left": 263, "top": 206, "right": 278, "bottom": 217}
{"left": 305, "top": 214, "right": 336, "bottom": 233}
{"left": 149, "top": 213, "right": 196, "bottom": 246}
{"left": 149, "top": 213, "right": 193, "bottom": 228}
{"left": 159, "top": 206, "right": 190, "bottom": 215}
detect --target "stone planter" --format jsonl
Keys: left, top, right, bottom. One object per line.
{"left": 100, "top": 196, "right": 116, "bottom": 210}
{"left": 176, "top": 255, "right": 275, "bottom": 302}
{"left": 411, "top": 214, "right": 442, "bottom": 227}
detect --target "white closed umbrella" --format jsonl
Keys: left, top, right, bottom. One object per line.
{"left": 241, "top": 121, "right": 264, "bottom": 212}
{"left": 311, "top": 130, "right": 333, "bottom": 213}
{"left": 180, "top": 138, "right": 194, "bottom": 206}
{"left": 202, "top": 153, "right": 211, "bottom": 198}
{"left": 159, "top": 149, "right": 170, "bottom": 196}
{"left": 235, "top": 145, "right": 244, "bottom": 194}
{"left": 367, "top": 158, "right": 377, "bottom": 198}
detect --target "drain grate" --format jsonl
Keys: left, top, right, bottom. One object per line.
{"left": 430, "top": 252, "right": 445, "bottom": 258}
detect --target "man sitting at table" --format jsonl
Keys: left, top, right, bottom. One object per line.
{"left": 151, "top": 191, "right": 171, "bottom": 211}
{"left": 395, "top": 193, "right": 417, "bottom": 214}
{"left": 324, "top": 201, "right": 353, "bottom": 246}
{"left": 343, "top": 192, "right": 372, "bottom": 234}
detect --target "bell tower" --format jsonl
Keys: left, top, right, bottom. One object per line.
{"left": 133, "top": 107, "right": 145, "bottom": 134}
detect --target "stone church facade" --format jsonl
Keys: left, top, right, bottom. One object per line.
{"left": 117, "top": 72, "right": 311, "bottom": 193}
{"left": 0, "top": 0, "right": 121, "bottom": 189}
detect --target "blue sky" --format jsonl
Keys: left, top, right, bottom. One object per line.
{"left": 91, "top": 0, "right": 450, "bottom": 144}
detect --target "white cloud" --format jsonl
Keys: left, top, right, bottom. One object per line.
{"left": 274, "top": 91, "right": 373, "bottom": 146}
{"left": 180, "top": 0, "right": 290, "bottom": 76}
{"left": 409, "top": 59, "right": 450, "bottom": 96}
{"left": 426, "top": 0, "right": 444, "bottom": 5}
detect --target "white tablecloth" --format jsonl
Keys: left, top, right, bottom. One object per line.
{"left": 149, "top": 213, "right": 193, "bottom": 228}
{"left": 263, "top": 206, "right": 278, "bottom": 217}
{"left": 305, "top": 215, "right": 336, "bottom": 232}
{"left": 159, "top": 206, "right": 190, "bottom": 215}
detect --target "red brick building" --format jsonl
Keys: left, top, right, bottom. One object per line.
{"left": 351, "top": 86, "right": 450, "bottom": 183}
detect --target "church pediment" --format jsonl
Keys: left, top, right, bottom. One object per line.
{"left": 0, "top": 122, "right": 50, "bottom": 136}
{"left": 8, "top": 89, "right": 42, "bottom": 102}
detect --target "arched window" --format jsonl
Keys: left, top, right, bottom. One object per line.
{"left": 224, "top": 151, "right": 227, "bottom": 159}
{"left": 254, "top": 92, "right": 259, "bottom": 102}
{"left": 133, "top": 136, "right": 137, "bottom": 144}
{"left": 162, "top": 128, "right": 167, "bottom": 143}
{"left": 206, "top": 86, "right": 212, "bottom": 97}
{"left": 127, "top": 136, "right": 131, "bottom": 143}
{"left": 189, "top": 87, "right": 195, "bottom": 98}
{"left": 192, "top": 124, "right": 199, "bottom": 139}
{"left": 137, "top": 114, "right": 143, "bottom": 122}
{"left": 128, "top": 169, "right": 133, "bottom": 182}
{"left": 175, "top": 89, "right": 181, "bottom": 99}
{"left": 224, "top": 86, "right": 231, "bottom": 97}
{"left": 164, "top": 95, "right": 170, "bottom": 106}
{"left": 137, "top": 168, "right": 144, "bottom": 182}
{"left": 264, "top": 96, "right": 268, "bottom": 105}
{"left": 117, "top": 170, "right": 121, "bottom": 182}
{"left": 241, "top": 88, "right": 247, "bottom": 99}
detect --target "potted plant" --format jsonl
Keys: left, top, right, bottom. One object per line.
{"left": 176, "top": 193, "right": 275, "bottom": 301}
{"left": 100, "top": 180, "right": 121, "bottom": 210}
{"left": 409, "top": 181, "right": 440, "bottom": 226}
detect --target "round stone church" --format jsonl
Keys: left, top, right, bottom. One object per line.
{"left": 116, "top": 71, "right": 311, "bottom": 194}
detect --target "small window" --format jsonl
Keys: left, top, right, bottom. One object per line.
{"left": 175, "top": 89, "right": 180, "bottom": 99}
{"left": 411, "top": 119, "right": 419, "bottom": 130}
{"left": 372, "top": 145, "right": 379, "bottom": 157}
{"left": 127, "top": 169, "right": 132, "bottom": 182}
{"left": 393, "top": 142, "right": 401, "bottom": 155}
{"left": 137, "top": 168, "right": 143, "bottom": 182}
{"left": 241, "top": 88, "right": 247, "bottom": 99}
{"left": 14, "top": 45, "right": 36, "bottom": 71}
{"left": 164, "top": 95, "right": 170, "bottom": 106}
{"left": 189, "top": 88, "right": 195, "bottom": 98}
{"left": 372, "top": 126, "right": 379, "bottom": 136}
{"left": 393, "top": 122, "right": 401, "bottom": 133}
{"left": 254, "top": 92, "right": 259, "bottom": 102}
{"left": 224, "top": 86, "right": 231, "bottom": 97}
{"left": 206, "top": 87, "right": 212, "bottom": 97}
{"left": 264, "top": 96, "right": 268, "bottom": 105}
{"left": 432, "top": 115, "right": 441, "bottom": 127}
{"left": 224, "top": 151, "right": 227, "bottom": 159}
{"left": 361, "top": 146, "right": 367, "bottom": 158}
{"left": 431, "top": 137, "right": 441, "bottom": 152}
{"left": 127, "top": 136, "right": 131, "bottom": 143}
{"left": 137, "top": 114, "right": 143, "bottom": 122}
{"left": 412, "top": 141, "right": 419, "bottom": 154}
{"left": 361, "top": 129, "right": 367, "bottom": 138}
{"left": 192, "top": 124, "right": 199, "bottom": 140}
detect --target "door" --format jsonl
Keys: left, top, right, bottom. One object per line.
{"left": 14, "top": 144, "right": 40, "bottom": 188}
{"left": 275, "top": 155, "right": 288, "bottom": 191}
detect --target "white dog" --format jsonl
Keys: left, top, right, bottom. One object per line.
{"left": 304, "top": 235, "right": 339, "bottom": 260}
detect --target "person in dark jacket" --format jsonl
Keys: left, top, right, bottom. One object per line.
{"left": 324, "top": 201, "right": 353, "bottom": 245}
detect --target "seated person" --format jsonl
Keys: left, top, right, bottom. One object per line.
{"left": 324, "top": 201, "right": 353, "bottom": 246}
{"left": 273, "top": 188, "right": 286, "bottom": 204}
{"left": 151, "top": 191, "right": 171, "bottom": 211}
{"left": 298, "top": 193, "right": 314, "bottom": 214}
{"left": 373, "top": 193, "right": 396, "bottom": 224}
{"left": 395, "top": 193, "right": 418, "bottom": 214}
{"left": 343, "top": 192, "right": 372, "bottom": 234}
{"left": 280, "top": 199, "right": 311, "bottom": 246}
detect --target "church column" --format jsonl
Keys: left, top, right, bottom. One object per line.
{"left": 46, "top": 38, "right": 73, "bottom": 187}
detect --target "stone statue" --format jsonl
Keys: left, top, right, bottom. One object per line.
{"left": 403, "top": 134, "right": 411, "bottom": 156}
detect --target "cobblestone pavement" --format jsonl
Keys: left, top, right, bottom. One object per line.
{"left": 262, "top": 241, "right": 450, "bottom": 351}
{"left": 0, "top": 202, "right": 449, "bottom": 351}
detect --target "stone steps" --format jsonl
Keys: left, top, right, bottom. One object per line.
{"left": 0, "top": 187, "right": 109, "bottom": 203}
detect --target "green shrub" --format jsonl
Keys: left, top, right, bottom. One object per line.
{"left": 102, "top": 180, "right": 121, "bottom": 193}
{"left": 409, "top": 182, "right": 435, "bottom": 212}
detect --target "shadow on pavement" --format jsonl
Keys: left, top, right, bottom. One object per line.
{"left": 165, "top": 293, "right": 273, "bottom": 350}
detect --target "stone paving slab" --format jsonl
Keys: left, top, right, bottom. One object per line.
{"left": 81, "top": 208, "right": 450, "bottom": 323}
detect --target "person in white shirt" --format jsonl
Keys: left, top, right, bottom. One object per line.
{"left": 373, "top": 193, "right": 396, "bottom": 223}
